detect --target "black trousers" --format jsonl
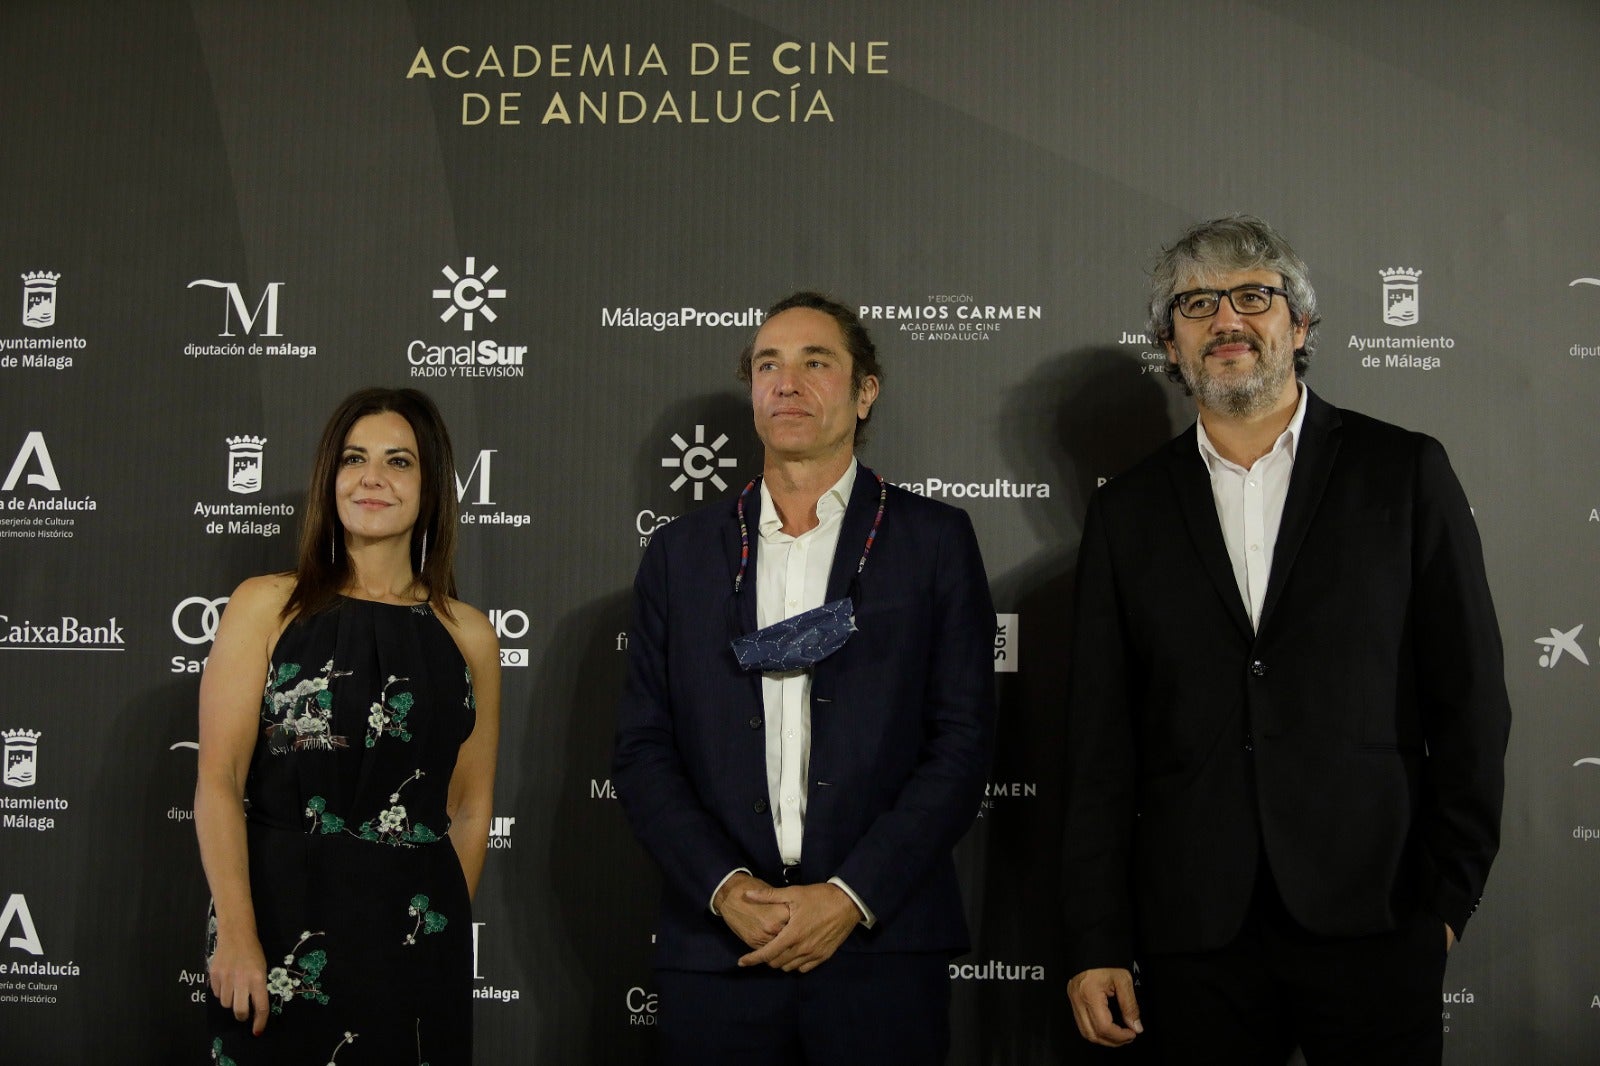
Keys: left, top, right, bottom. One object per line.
{"left": 654, "top": 952, "right": 950, "bottom": 1066}
{"left": 1137, "top": 869, "right": 1449, "bottom": 1066}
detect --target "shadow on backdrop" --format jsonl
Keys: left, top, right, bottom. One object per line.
{"left": 955, "top": 345, "right": 1176, "bottom": 1066}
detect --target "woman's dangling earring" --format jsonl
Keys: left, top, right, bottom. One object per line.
{"left": 330, "top": 532, "right": 337, "bottom": 566}
{"left": 420, "top": 528, "right": 428, "bottom": 572}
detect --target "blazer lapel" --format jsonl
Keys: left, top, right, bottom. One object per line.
{"left": 824, "top": 464, "right": 882, "bottom": 602}
{"left": 1167, "top": 427, "right": 1254, "bottom": 640}
{"left": 1258, "top": 390, "right": 1342, "bottom": 631}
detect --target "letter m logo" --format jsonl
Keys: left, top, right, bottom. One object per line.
{"left": 0, "top": 893, "right": 43, "bottom": 955}
{"left": 455, "top": 449, "right": 496, "bottom": 506}
{"left": 187, "top": 279, "right": 284, "bottom": 337}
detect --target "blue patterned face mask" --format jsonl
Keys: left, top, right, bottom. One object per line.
{"left": 731, "top": 597, "right": 856, "bottom": 672}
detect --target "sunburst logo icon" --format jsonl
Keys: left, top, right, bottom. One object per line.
{"left": 433, "top": 257, "right": 506, "bottom": 331}
{"left": 662, "top": 425, "right": 738, "bottom": 500}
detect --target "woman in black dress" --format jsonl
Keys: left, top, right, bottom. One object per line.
{"left": 195, "top": 388, "right": 501, "bottom": 1065}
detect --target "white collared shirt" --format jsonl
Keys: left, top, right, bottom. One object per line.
{"left": 755, "top": 460, "right": 857, "bottom": 861}
{"left": 707, "top": 460, "right": 874, "bottom": 926}
{"left": 1195, "top": 385, "right": 1309, "bottom": 631}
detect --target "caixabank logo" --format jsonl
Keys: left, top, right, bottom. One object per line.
{"left": 2, "top": 271, "right": 86, "bottom": 371}
{"left": 0, "top": 431, "right": 98, "bottom": 541}
{"left": 0, "top": 610, "right": 124, "bottom": 653}
{"left": 408, "top": 257, "right": 527, "bottom": 379}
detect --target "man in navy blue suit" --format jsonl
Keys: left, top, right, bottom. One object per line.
{"left": 614, "top": 291, "right": 996, "bottom": 1064}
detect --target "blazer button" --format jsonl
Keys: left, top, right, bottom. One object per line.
{"left": 1250, "top": 660, "right": 1268, "bottom": 677}
{"left": 753, "top": 799, "right": 768, "bottom": 813}
{"left": 748, "top": 716, "right": 763, "bottom": 730}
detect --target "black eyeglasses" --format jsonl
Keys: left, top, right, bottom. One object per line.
{"left": 1170, "top": 285, "right": 1289, "bottom": 320}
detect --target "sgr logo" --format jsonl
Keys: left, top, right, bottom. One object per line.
{"left": 994, "top": 613, "right": 1018, "bottom": 673}
{"left": 489, "top": 608, "right": 529, "bottom": 668}
{"left": 187, "top": 280, "right": 284, "bottom": 337}
{"left": 172, "top": 597, "right": 229, "bottom": 646}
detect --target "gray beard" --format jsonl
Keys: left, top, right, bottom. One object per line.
{"left": 1188, "top": 363, "right": 1279, "bottom": 418}
{"left": 1182, "top": 344, "right": 1293, "bottom": 419}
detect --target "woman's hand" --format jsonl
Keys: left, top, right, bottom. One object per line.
{"left": 208, "top": 930, "right": 271, "bottom": 1035}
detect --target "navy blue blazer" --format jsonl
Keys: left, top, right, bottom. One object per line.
{"left": 614, "top": 469, "right": 996, "bottom": 971}
{"left": 1061, "top": 390, "right": 1511, "bottom": 974}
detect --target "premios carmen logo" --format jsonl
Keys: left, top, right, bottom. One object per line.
{"left": 1, "top": 730, "right": 67, "bottom": 833}
{"left": 662, "top": 425, "right": 738, "bottom": 502}
{"left": 1, "top": 431, "right": 96, "bottom": 540}
{"left": 192, "top": 436, "right": 294, "bottom": 539}
{"left": 857, "top": 294, "right": 1044, "bottom": 344}
{"left": 184, "top": 279, "right": 317, "bottom": 359}
{"left": 409, "top": 258, "right": 526, "bottom": 379}
{"left": 2, "top": 272, "right": 84, "bottom": 371}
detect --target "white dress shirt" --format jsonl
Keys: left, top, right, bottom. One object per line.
{"left": 1195, "top": 385, "right": 1309, "bottom": 631}
{"left": 709, "top": 460, "right": 874, "bottom": 925}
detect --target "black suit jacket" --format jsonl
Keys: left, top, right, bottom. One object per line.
{"left": 1061, "top": 390, "right": 1510, "bottom": 974}
{"left": 614, "top": 470, "right": 996, "bottom": 971}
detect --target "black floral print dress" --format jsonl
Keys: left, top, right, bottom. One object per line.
{"left": 206, "top": 598, "right": 476, "bottom": 1065}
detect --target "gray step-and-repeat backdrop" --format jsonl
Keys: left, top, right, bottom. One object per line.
{"left": 1, "top": 2, "right": 1596, "bottom": 1062}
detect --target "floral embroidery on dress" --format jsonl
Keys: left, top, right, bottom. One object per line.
{"left": 210, "top": 1038, "right": 238, "bottom": 1066}
{"left": 263, "top": 658, "right": 353, "bottom": 753}
{"left": 358, "top": 770, "right": 438, "bottom": 845}
{"left": 366, "top": 674, "right": 415, "bottom": 747}
{"left": 464, "top": 666, "right": 475, "bottom": 712}
{"left": 265, "top": 930, "right": 330, "bottom": 1013}
{"left": 328, "top": 1031, "right": 359, "bottom": 1062}
{"left": 404, "top": 893, "right": 448, "bottom": 945}
{"left": 304, "top": 795, "right": 347, "bottom": 835}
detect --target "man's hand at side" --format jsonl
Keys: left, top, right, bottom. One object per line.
{"left": 1068, "top": 967, "right": 1144, "bottom": 1046}
{"left": 737, "top": 882, "right": 861, "bottom": 973}
{"left": 714, "top": 872, "right": 790, "bottom": 951}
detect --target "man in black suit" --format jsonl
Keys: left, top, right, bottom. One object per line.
{"left": 1061, "top": 216, "right": 1510, "bottom": 1063}
{"left": 615, "top": 292, "right": 995, "bottom": 1064}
